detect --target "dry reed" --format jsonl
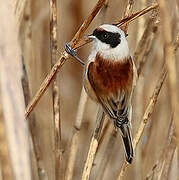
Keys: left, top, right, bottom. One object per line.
{"left": 158, "top": 0, "right": 179, "bottom": 147}
{"left": 0, "top": 0, "right": 178, "bottom": 180}
{"left": 0, "top": 1, "right": 31, "bottom": 179}
{"left": 49, "top": 0, "right": 62, "bottom": 179}
{"left": 25, "top": 3, "right": 158, "bottom": 118}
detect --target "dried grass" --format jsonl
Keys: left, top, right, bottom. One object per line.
{"left": 0, "top": 0, "right": 178, "bottom": 180}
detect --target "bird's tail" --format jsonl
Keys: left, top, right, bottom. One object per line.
{"left": 119, "top": 123, "right": 133, "bottom": 164}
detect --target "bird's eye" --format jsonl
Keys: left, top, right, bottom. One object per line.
{"left": 102, "top": 33, "right": 109, "bottom": 39}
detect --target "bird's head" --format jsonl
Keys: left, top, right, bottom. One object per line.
{"left": 88, "top": 24, "right": 130, "bottom": 60}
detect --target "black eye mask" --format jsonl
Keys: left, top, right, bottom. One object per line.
{"left": 93, "top": 29, "right": 121, "bottom": 48}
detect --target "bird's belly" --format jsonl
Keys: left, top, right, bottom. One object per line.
{"left": 95, "top": 71, "right": 128, "bottom": 95}
{"left": 93, "top": 60, "right": 133, "bottom": 96}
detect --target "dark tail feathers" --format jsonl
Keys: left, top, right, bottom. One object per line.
{"left": 120, "top": 123, "right": 133, "bottom": 164}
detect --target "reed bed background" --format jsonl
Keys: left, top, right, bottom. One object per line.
{"left": 0, "top": 0, "right": 178, "bottom": 180}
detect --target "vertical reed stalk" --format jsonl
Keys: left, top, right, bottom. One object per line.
{"left": 158, "top": 0, "right": 179, "bottom": 147}
{"left": 0, "top": 1, "right": 32, "bottom": 179}
{"left": 49, "top": 0, "right": 62, "bottom": 179}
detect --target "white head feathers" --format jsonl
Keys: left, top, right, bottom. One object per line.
{"left": 88, "top": 24, "right": 130, "bottom": 61}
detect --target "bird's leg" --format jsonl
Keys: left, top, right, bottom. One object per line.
{"left": 65, "top": 43, "right": 85, "bottom": 66}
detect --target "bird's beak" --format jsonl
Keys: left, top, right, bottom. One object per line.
{"left": 87, "top": 34, "right": 96, "bottom": 40}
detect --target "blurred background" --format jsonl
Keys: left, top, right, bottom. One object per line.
{"left": 0, "top": 0, "right": 179, "bottom": 180}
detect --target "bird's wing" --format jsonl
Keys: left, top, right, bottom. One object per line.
{"left": 83, "top": 61, "right": 98, "bottom": 101}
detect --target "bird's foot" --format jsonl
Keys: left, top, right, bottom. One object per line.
{"left": 114, "top": 117, "right": 128, "bottom": 128}
{"left": 65, "top": 43, "right": 77, "bottom": 57}
{"left": 64, "top": 43, "right": 85, "bottom": 66}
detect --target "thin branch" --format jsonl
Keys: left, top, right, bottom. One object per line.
{"left": 137, "top": 0, "right": 147, "bottom": 41}
{"left": 98, "top": 0, "right": 109, "bottom": 24}
{"left": 134, "top": 2, "right": 149, "bottom": 178}
{"left": 145, "top": 117, "right": 176, "bottom": 180}
{"left": 96, "top": 129, "right": 117, "bottom": 180}
{"left": 25, "top": 0, "right": 106, "bottom": 118}
{"left": 70, "top": 0, "right": 107, "bottom": 48}
{"left": 133, "top": 9, "right": 159, "bottom": 70}
{"left": 114, "top": 3, "right": 158, "bottom": 27}
{"left": 158, "top": 0, "right": 179, "bottom": 146}
{"left": 49, "top": 0, "right": 58, "bottom": 65}
{"left": 49, "top": 0, "right": 62, "bottom": 179}
{"left": 22, "top": 2, "right": 48, "bottom": 179}
{"left": 65, "top": 88, "right": 88, "bottom": 180}
{"left": 120, "top": 0, "right": 134, "bottom": 33}
{"left": 25, "top": 51, "right": 67, "bottom": 117}
{"left": 96, "top": 120, "right": 110, "bottom": 153}
{"left": 74, "top": 88, "right": 88, "bottom": 130}
{"left": 22, "top": 64, "right": 48, "bottom": 180}
{"left": 158, "top": 139, "right": 176, "bottom": 180}
{"left": 117, "top": 66, "right": 167, "bottom": 180}
{"left": 124, "top": 0, "right": 134, "bottom": 17}
{"left": 137, "top": 22, "right": 159, "bottom": 75}
{"left": 81, "top": 107, "right": 105, "bottom": 180}
{"left": 25, "top": 2, "right": 158, "bottom": 118}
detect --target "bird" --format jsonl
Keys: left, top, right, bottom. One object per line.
{"left": 65, "top": 24, "right": 137, "bottom": 164}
